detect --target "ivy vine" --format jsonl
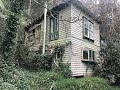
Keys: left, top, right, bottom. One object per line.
{"left": 0, "top": 0, "right": 25, "bottom": 82}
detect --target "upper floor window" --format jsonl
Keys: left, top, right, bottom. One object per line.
{"left": 83, "top": 17, "right": 94, "bottom": 41}
{"left": 28, "top": 25, "right": 41, "bottom": 44}
{"left": 35, "top": 25, "right": 41, "bottom": 44}
{"left": 50, "top": 16, "right": 59, "bottom": 41}
{"left": 28, "top": 29, "right": 35, "bottom": 42}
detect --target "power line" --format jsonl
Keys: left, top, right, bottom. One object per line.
{"left": 32, "top": 0, "right": 100, "bottom": 57}
{"left": 33, "top": 0, "right": 83, "bottom": 23}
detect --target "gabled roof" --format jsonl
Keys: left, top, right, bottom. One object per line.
{"left": 25, "top": 0, "right": 100, "bottom": 31}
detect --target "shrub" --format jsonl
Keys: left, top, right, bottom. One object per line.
{"left": 13, "top": 70, "right": 62, "bottom": 90}
{"left": 95, "top": 41, "right": 120, "bottom": 85}
{"left": 14, "top": 42, "right": 53, "bottom": 71}
{"left": 14, "top": 42, "right": 29, "bottom": 66}
{"left": 53, "top": 77, "right": 119, "bottom": 90}
{"left": 54, "top": 62, "right": 71, "bottom": 78}
{"left": 0, "top": 82, "right": 17, "bottom": 90}
{"left": 24, "top": 54, "right": 53, "bottom": 71}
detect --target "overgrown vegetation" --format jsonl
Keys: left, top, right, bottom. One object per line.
{"left": 95, "top": 41, "right": 120, "bottom": 85}
{"left": 53, "top": 61, "right": 71, "bottom": 78}
{"left": 0, "top": 70, "right": 119, "bottom": 90}
{"left": 25, "top": 53, "right": 53, "bottom": 70}
{"left": 53, "top": 77, "right": 120, "bottom": 90}
{"left": 0, "top": 0, "right": 120, "bottom": 89}
{"left": 0, "top": 0, "right": 25, "bottom": 83}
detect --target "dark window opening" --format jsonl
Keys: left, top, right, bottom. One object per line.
{"left": 50, "top": 16, "right": 59, "bottom": 41}
{"left": 28, "top": 29, "right": 35, "bottom": 42}
{"left": 83, "top": 50, "right": 88, "bottom": 59}
{"left": 83, "top": 49, "right": 95, "bottom": 61}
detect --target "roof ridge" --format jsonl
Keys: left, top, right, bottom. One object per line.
{"left": 25, "top": 0, "right": 100, "bottom": 30}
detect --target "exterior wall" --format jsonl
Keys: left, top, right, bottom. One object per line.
{"left": 47, "top": 5, "right": 72, "bottom": 63}
{"left": 25, "top": 5, "right": 72, "bottom": 63}
{"left": 26, "top": 20, "right": 44, "bottom": 51}
{"left": 25, "top": 3, "right": 100, "bottom": 76}
{"left": 70, "top": 4, "right": 100, "bottom": 76}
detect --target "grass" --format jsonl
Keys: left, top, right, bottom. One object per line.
{"left": 53, "top": 77, "right": 120, "bottom": 90}
{"left": 0, "top": 69, "right": 120, "bottom": 90}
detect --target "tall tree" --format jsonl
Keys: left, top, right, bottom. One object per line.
{"left": 0, "top": 0, "right": 25, "bottom": 81}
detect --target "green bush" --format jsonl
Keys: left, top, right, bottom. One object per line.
{"left": 0, "top": 82, "right": 17, "bottom": 90}
{"left": 0, "top": 69, "right": 119, "bottom": 90}
{"left": 13, "top": 70, "right": 62, "bottom": 90}
{"left": 24, "top": 54, "right": 53, "bottom": 71}
{"left": 95, "top": 41, "right": 120, "bottom": 85}
{"left": 54, "top": 62, "right": 71, "bottom": 78}
{"left": 14, "top": 42, "right": 29, "bottom": 66}
{"left": 53, "top": 77, "right": 120, "bottom": 90}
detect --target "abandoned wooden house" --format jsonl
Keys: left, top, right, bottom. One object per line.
{"left": 24, "top": 0, "right": 100, "bottom": 76}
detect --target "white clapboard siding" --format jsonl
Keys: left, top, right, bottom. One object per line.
{"left": 26, "top": 2, "right": 100, "bottom": 76}
{"left": 58, "top": 6, "right": 71, "bottom": 39}
{"left": 47, "top": 5, "right": 72, "bottom": 63}
{"left": 70, "top": 4, "right": 100, "bottom": 76}
{"left": 46, "top": 5, "right": 71, "bottom": 43}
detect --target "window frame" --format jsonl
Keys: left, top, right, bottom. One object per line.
{"left": 83, "top": 17, "right": 89, "bottom": 38}
{"left": 35, "top": 25, "right": 41, "bottom": 44}
{"left": 49, "top": 15, "right": 59, "bottom": 41}
{"left": 88, "top": 20, "right": 94, "bottom": 40}
{"left": 82, "top": 49, "right": 89, "bottom": 60}
{"left": 82, "top": 49, "right": 95, "bottom": 61}
{"left": 83, "top": 16, "right": 94, "bottom": 42}
{"left": 55, "top": 50, "right": 62, "bottom": 60}
{"left": 28, "top": 29, "right": 35, "bottom": 42}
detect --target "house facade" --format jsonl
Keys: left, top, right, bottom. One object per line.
{"left": 25, "top": 0, "right": 100, "bottom": 76}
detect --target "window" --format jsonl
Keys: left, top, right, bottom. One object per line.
{"left": 83, "top": 17, "right": 94, "bottom": 40}
{"left": 28, "top": 29, "right": 35, "bottom": 42}
{"left": 83, "top": 50, "right": 88, "bottom": 59}
{"left": 35, "top": 25, "right": 41, "bottom": 44}
{"left": 55, "top": 51, "right": 62, "bottom": 60}
{"left": 89, "top": 50, "right": 95, "bottom": 60}
{"left": 50, "top": 16, "right": 59, "bottom": 41}
{"left": 82, "top": 49, "right": 95, "bottom": 61}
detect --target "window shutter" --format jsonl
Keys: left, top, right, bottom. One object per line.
{"left": 50, "top": 16, "right": 59, "bottom": 41}
{"left": 54, "top": 19, "right": 59, "bottom": 40}
{"left": 54, "top": 31, "right": 59, "bottom": 39}
{"left": 51, "top": 33, "right": 54, "bottom": 41}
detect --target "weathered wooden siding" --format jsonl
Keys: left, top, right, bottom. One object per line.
{"left": 70, "top": 4, "right": 100, "bottom": 76}
{"left": 25, "top": 3, "right": 100, "bottom": 76}
{"left": 47, "top": 5, "right": 72, "bottom": 63}
{"left": 26, "top": 20, "right": 44, "bottom": 51}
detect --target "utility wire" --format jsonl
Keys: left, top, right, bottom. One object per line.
{"left": 33, "top": 0, "right": 100, "bottom": 56}
{"left": 33, "top": 0, "right": 83, "bottom": 23}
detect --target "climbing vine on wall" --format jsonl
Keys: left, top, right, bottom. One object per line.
{"left": 0, "top": 0, "right": 25, "bottom": 82}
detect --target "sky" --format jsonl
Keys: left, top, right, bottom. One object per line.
{"left": 79, "top": 0, "right": 120, "bottom": 4}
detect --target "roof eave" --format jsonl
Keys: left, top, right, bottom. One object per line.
{"left": 25, "top": 0, "right": 101, "bottom": 31}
